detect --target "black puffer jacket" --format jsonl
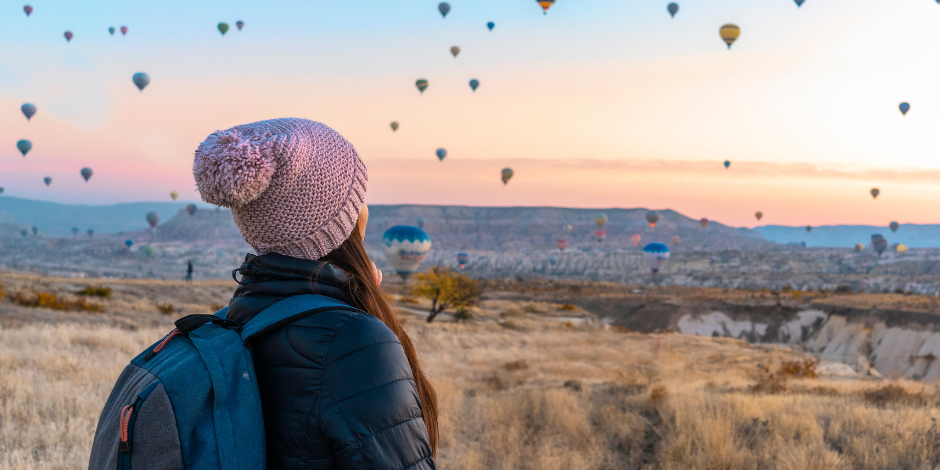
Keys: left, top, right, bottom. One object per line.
{"left": 227, "top": 253, "right": 435, "bottom": 470}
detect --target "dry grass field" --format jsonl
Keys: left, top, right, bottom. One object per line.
{"left": 2, "top": 273, "right": 940, "bottom": 469}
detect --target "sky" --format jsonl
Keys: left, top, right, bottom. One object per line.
{"left": 2, "top": 0, "right": 940, "bottom": 228}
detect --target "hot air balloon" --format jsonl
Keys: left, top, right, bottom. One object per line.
{"left": 31, "top": 226, "right": 38, "bottom": 236}
{"left": 21, "top": 103, "right": 36, "bottom": 121}
{"left": 24, "top": 5, "right": 32, "bottom": 16}
{"left": 80, "top": 167, "right": 93, "bottom": 182}
{"left": 186, "top": 204, "right": 197, "bottom": 217}
{"left": 646, "top": 211, "right": 659, "bottom": 228}
{"left": 805, "top": 225, "right": 812, "bottom": 233}
{"left": 501, "top": 168, "right": 513, "bottom": 185}
{"left": 20, "top": 229, "right": 27, "bottom": 238}
{"left": 870, "top": 188, "right": 880, "bottom": 199}
{"left": 667, "top": 3, "right": 679, "bottom": 18}
{"left": 17, "top": 139, "right": 31, "bottom": 156}
{"left": 889, "top": 221, "right": 899, "bottom": 233}
{"left": 595, "top": 214, "right": 608, "bottom": 229}
{"left": 671, "top": 235, "right": 681, "bottom": 245}
{"left": 87, "top": 229, "right": 94, "bottom": 237}
{"left": 871, "top": 234, "right": 888, "bottom": 256}
{"left": 0, "top": 188, "right": 4, "bottom": 195}
{"left": 236, "top": 21, "right": 244, "bottom": 31}
{"left": 896, "top": 244, "right": 908, "bottom": 253}
{"left": 632, "top": 234, "right": 641, "bottom": 246}
{"left": 438, "top": 2, "right": 450, "bottom": 17}
{"left": 132, "top": 73, "right": 150, "bottom": 92}
{"left": 125, "top": 239, "right": 133, "bottom": 248}
{"left": 43, "top": 176, "right": 51, "bottom": 186}
{"left": 390, "top": 121, "right": 399, "bottom": 132}
{"left": 146, "top": 211, "right": 160, "bottom": 229}
{"left": 72, "top": 227, "right": 79, "bottom": 236}
{"left": 109, "top": 27, "right": 115, "bottom": 36}
{"left": 594, "top": 230, "right": 606, "bottom": 243}
{"left": 469, "top": 79, "right": 479, "bottom": 92}
{"left": 557, "top": 239, "right": 568, "bottom": 251}
{"left": 170, "top": 191, "right": 179, "bottom": 201}
{"left": 565, "top": 224, "right": 573, "bottom": 234}
{"left": 700, "top": 218, "right": 709, "bottom": 228}
{"left": 537, "top": 0, "right": 556, "bottom": 14}
{"left": 487, "top": 21, "right": 495, "bottom": 31}
{"left": 383, "top": 225, "right": 431, "bottom": 279}
{"left": 794, "top": 0, "right": 805, "bottom": 6}
{"left": 457, "top": 253, "right": 469, "bottom": 269}
{"left": 64, "top": 31, "right": 73, "bottom": 42}
{"left": 416, "top": 79, "right": 428, "bottom": 94}
{"left": 899, "top": 102, "right": 910, "bottom": 116}
{"left": 719, "top": 24, "right": 739, "bottom": 49}
{"left": 120, "top": 26, "right": 128, "bottom": 35}
{"left": 643, "top": 243, "right": 670, "bottom": 275}
{"left": 416, "top": 217, "right": 425, "bottom": 229}
{"left": 755, "top": 211, "right": 763, "bottom": 221}
{"left": 142, "top": 246, "right": 154, "bottom": 257}
{"left": 548, "top": 255, "right": 558, "bottom": 265}
{"left": 218, "top": 23, "right": 229, "bottom": 35}
{"left": 450, "top": 46, "right": 460, "bottom": 58}
{"left": 436, "top": 148, "right": 447, "bottom": 161}
{"left": 724, "top": 160, "right": 731, "bottom": 169}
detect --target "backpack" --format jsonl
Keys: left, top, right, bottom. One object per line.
{"left": 87, "top": 294, "right": 362, "bottom": 470}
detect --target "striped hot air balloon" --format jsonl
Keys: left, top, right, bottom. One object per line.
{"left": 719, "top": 24, "right": 740, "bottom": 49}
{"left": 536, "top": 0, "right": 555, "bottom": 14}
{"left": 643, "top": 243, "right": 670, "bottom": 274}
{"left": 383, "top": 226, "right": 432, "bottom": 279}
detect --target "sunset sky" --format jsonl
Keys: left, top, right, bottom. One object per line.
{"left": 3, "top": 0, "right": 940, "bottom": 227}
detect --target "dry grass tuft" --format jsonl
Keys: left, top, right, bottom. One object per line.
{"left": 155, "top": 303, "right": 175, "bottom": 315}
{"left": 77, "top": 286, "right": 112, "bottom": 298}
{"left": 8, "top": 290, "right": 103, "bottom": 312}
{"left": 862, "top": 384, "right": 928, "bottom": 407}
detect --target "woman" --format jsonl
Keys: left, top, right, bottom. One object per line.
{"left": 193, "top": 118, "right": 437, "bottom": 470}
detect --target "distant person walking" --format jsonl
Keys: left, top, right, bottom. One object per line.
{"left": 185, "top": 259, "right": 193, "bottom": 281}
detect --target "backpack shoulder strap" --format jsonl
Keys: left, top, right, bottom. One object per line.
{"left": 235, "top": 294, "right": 362, "bottom": 343}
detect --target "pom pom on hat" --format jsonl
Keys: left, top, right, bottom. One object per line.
{"left": 193, "top": 128, "right": 278, "bottom": 207}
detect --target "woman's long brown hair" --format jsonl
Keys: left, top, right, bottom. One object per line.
{"left": 320, "top": 228, "right": 439, "bottom": 454}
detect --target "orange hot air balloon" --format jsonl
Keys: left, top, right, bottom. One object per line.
{"left": 700, "top": 218, "right": 709, "bottom": 228}
{"left": 556, "top": 239, "right": 568, "bottom": 251}
{"left": 632, "top": 234, "right": 641, "bottom": 246}
{"left": 645, "top": 211, "right": 659, "bottom": 228}
{"left": 536, "top": 0, "right": 555, "bottom": 14}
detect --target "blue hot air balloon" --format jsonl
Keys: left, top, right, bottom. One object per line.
{"left": 21, "top": 103, "right": 36, "bottom": 121}
{"left": 87, "top": 229, "right": 95, "bottom": 237}
{"left": 436, "top": 148, "right": 447, "bottom": 161}
{"left": 383, "top": 225, "right": 432, "bottom": 279}
{"left": 667, "top": 3, "right": 679, "bottom": 18}
{"left": 81, "top": 167, "right": 93, "bottom": 182}
{"left": 438, "top": 2, "right": 450, "bottom": 17}
{"left": 416, "top": 217, "right": 425, "bottom": 229}
{"left": 469, "top": 79, "right": 479, "bottom": 92}
{"left": 125, "top": 239, "right": 133, "bottom": 248}
{"left": 43, "top": 176, "right": 51, "bottom": 186}
{"left": 72, "top": 227, "right": 79, "bottom": 236}
{"left": 643, "top": 243, "right": 671, "bottom": 274}
{"left": 487, "top": 21, "right": 495, "bottom": 31}
{"left": 17, "top": 139, "right": 31, "bottom": 156}
{"left": 457, "top": 253, "right": 469, "bottom": 269}
{"left": 132, "top": 73, "right": 150, "bottom": 92}
{"left": 899, "top": 102, "right": 910, "bottom": 116}
{"left": 109, "top": 27, "right": 116, "bottom": 36}
{"left": 794, "top": 0, "right": 805, "bottom": 6}
{"left": 723, "top": 160, "right": 731, "bottom": 169}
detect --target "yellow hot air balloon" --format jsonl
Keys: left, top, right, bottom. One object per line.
{"left": 755, "top": 211, "right": 763, "bottom": 221}
{"left": 719, "top": 24, "right": 740, "bottom": 49}
{"left": 170, "top": 191, "right": 179, "bottom": 201}
{"left": 896, "top": 244, "right": 908, "bottom": 253}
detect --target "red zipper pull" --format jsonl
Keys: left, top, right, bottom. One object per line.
{"left": 119, "top": 404, "right": 135, "bottom": 453}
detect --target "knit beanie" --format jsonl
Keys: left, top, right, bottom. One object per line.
{"left": 193, "top": 118, "right": 367, "bottom": 260}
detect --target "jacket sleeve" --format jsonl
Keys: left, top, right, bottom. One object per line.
{"left": 317, "top": 312, "right": 435, "bottom": 470}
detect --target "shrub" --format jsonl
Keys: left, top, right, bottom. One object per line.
{"left": 522, "top": 304, "right": 542, "bottom": 313}
{"left": 500, "top": 308, "right": 524, "bottom": 318}
{"left": 398, "top": 296, "right": 419, "bottom": 305}
{"left": 778, "top": 358, "right": 819, "bottom": 379}
{"left": 648, "top": 385, "right": 668, "bottom": 406}
{"left": 453, "top": 308, "right": 473, "bottom": 322}
{"left": 78, "top": 285, "right": 111, "bottom": 298}
{"left": 750, "top": 365, "right": 788, "bottom": 394}
{"left": 558, "top": 303, "right": 576, "bottom": 311}
{"left": 834, "top": 285, "right": 852, "bottom": 294}
{"left": 563, "top": 379, "right": 583, "bottom": 391}
{"left": 503, "top": 359, "right": 529, "bottom": 372}
{"left": 863, "top": 384, "right": 925, "bottom": 407}
{"left": 9, "top": 290, "right": 102, "bottom": 312}
{"left": 156, "top": 303, "right": 175, "bottom": 315}
{"left": 411, "top": 266, "right": 483, "bottom": 323}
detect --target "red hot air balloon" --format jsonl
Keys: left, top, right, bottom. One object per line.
{"left": 146, "top": 211, "right": 160, "bottom": 229}
{"left": 64, "top": 31, "right": 74, "bottom": 42}
{"left": 24, "top": 5, "right": 33, "bottom": 16}
{"left": 556, "top": 239, "right": 568, "bottom": 251}
{"left": 120, "top": 26, "right": 128, "bottom": 35}
{"left": 700, "top": 218, "right": 709, "bottom": 228}
{"left": 632, "top": 234, "right": 641, "bottom": 246}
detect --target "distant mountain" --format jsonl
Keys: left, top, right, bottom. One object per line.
{"left": 0, "top": 197, "right": 195, "bottom": 236}
{"left": 756, "top": 225, "right": 937, "bottom": 248}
